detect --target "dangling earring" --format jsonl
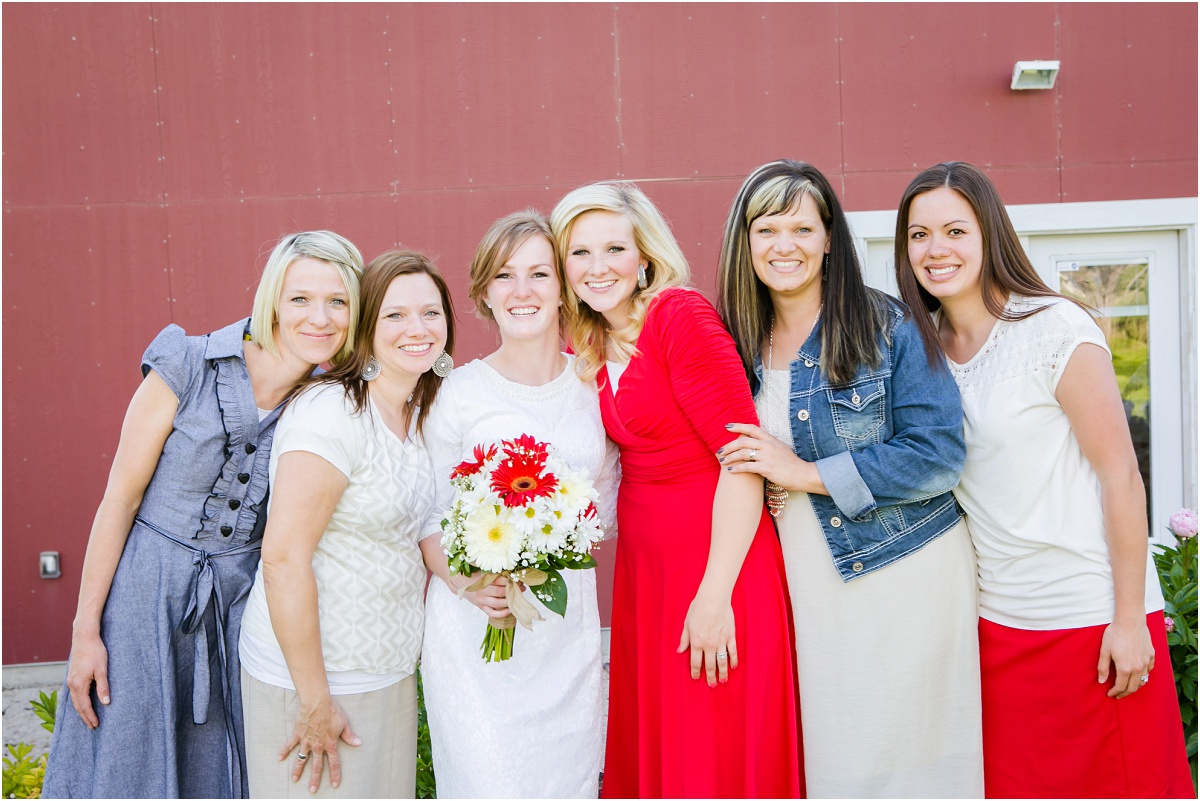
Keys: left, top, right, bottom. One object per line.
{"left": 637, "top": 263, "right": 648, "bottom": 290}
{"left": 432, "top": 350, "right": 454, "bottom": 378}
{"left": 361, "top": 356, "right": 382, "bottom": 381}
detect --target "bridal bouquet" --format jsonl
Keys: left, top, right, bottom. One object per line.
{"left": 440, "top": 434, "right": 604, "bottom": 662}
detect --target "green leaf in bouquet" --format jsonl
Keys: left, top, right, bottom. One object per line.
{"left": 533, "top": 567, "right": 568, "bottom": 617}
{"left": 567, "top": 552, "right": 598, "bottom": 570}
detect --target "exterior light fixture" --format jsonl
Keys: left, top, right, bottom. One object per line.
{"left": 1011, "top": 60, "right": 1060, "bottom": 90}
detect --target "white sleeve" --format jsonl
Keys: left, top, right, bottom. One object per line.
{"left": 1048, "top": 300, "right": 1111, "bottom": 393}
{"left": 595, "top": 437, "right": 621, "bottom": 541}
{"left": 274, "top": 385, "right": 362, "bottom": 479}
{"left": 420, "top": 379, "right": 465, "bottom": 541}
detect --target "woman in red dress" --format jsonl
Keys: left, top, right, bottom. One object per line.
{"left": 549, "top": 181, "right": 802, "bottom": 798}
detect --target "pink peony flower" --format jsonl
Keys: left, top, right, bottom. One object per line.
{"left": 1165, "top": 616, "right": 1176, "bottom": 633}
{"left": 1167, "top": 508, "right": 1198, "bottom": 539}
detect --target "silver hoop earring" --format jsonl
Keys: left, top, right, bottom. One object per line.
{"left": 637, "top": 264, "right": 648, "bottom": 290}
{"left": 361, "top": 356, "right": 382, "bottom": 382}
{"left": 432, "top": 350, "right": 454, "bottom": 378}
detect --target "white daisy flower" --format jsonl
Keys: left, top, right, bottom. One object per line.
{"left": 462, "top": 503, "right": 522, "bottom": 573}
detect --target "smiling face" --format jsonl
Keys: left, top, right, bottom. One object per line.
{"left": 906, "top": 186, "right": 985, "bottom": 303}
{"left": 748, "top": 193, "right": 830, "bottom": 304}
{"left": 563, "top": 210, "right": 647, "bottom": 329}
{"left": 274, "top": 257, "right": 352, "bottom": 367}
{"left": 486, "top": 234, "right": 560, "bottom": 345}
{"left": 373, "top": 272, "right": 448, "bottom": 384}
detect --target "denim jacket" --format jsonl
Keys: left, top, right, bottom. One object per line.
{"left": 752, "top": 297, "right": 965, "bottom": 582}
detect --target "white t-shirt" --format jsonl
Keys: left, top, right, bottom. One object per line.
{"left": 239, "top": 382, "right": 435, "bottom": 693}
{"left": 948, "top": 296, "right": 1163, "bottom": 630}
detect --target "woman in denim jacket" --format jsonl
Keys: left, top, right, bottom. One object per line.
{"left": 716, "top": 160, "right": 983, "bottom": 798}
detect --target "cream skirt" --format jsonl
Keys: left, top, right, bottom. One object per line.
{"left": 779, "top": 498, "right": 984, "bottom": 798}
{"left": 241, "top": 670, "right": 417, "bottom": 799}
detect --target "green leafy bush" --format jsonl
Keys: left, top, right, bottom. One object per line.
{"left": 1, "top": 690, "right": 56, "bottom": 799}
{"left": 2, "top": 743, "right": 47, "bottom": 799}
{"left": 1154, "top": 510, "right": 1198, "bottom": 783}
{"left": 416, "top": 668, "right": 436, "bottom": 799}
{"left": 28, "top": 693, "right": 55, "bottom": 735}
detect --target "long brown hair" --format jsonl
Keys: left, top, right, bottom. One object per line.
{"left": 311, "top": 250, "right": 456, "bottom": 436}
{"left": 894, "top": 161, "right": 1082, "bottom": 364}
{"left": 717, "top": 159, "right": 888, "bottom": 387}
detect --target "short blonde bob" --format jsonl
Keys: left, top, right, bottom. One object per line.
{"left": 468, "top": 210, "right": 556, "bottom": 323}
{"left": 549, "top": 182, "right": 689, "bottom": 383}
{"left": 250, "top": 230, "right": 364, "bottom": 365}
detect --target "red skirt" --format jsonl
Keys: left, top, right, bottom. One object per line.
{"left": 979, "top": 611, "right": 1193, "bottom": 798}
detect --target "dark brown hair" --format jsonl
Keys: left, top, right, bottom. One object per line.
{"left": 312, "top": 250, "right": 456, "bottom": 436}
{"left": 717, "top": 159, "right": 888, "bottom": 387}
{"left": 894, "top": 161, "right": 1082, "bottom": 364}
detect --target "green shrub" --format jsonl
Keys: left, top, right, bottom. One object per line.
{"left": 1154, "top": 511, "right": 1198, "bottom": 784}
{"left": 2, "top": 690, "right": 56, "bottom": 799}
{"left": 28, "top": 693, "right": 55, "bottom": 735}
{"left": 2, "top": 743, "right": 47, "bottom": 799}
{"left": 416, "top": 668, "right": 436, "bottom": 799}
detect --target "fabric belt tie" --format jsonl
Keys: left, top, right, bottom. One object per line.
{"left": 135, "top": 516, "right": 261, "bottom": 797}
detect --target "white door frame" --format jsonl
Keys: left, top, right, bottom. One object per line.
{"left": 846, "top": 197, "right": 1198, "bottom": 516}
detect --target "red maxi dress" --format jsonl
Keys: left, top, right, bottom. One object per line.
{"left": 599, "top": 288, "right": 802, "bottom": 798}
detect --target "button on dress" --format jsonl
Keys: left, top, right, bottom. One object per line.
{"left": 44, "top": 319, "right": 278, "bottom": 799}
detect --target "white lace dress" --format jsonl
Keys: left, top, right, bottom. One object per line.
{"left": 419, "top": 356, "right": 618, "bottom": 799}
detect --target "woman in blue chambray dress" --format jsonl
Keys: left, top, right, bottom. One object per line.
{"left": 42, "top": 231, "right": 363, "bottom": 799}
{"left": 717, "top": 161, "right": 983, "bottom": 798}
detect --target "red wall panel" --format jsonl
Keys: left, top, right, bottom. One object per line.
{"left": 2, "top": 3, "right": 161, "bottom": 205}
{"left": 615, "top": 4, "right": 844, "bottom": 180}
{"left": 4, "top": 2, "right": 1196, "bottom": 664}
{"left": 389, "top": 4, "right": 622, "bottom": 193}
{"left": 154, "top": 4, "right": 396, "bottom": 201}
{"left": 840, "top": 3, "right": 1061, "bottom": 175}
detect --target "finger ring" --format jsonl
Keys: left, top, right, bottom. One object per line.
{"left": 297, "top": 752, "right": 309, "bottom": 761}
{"left": 1139, "top": 674, "right": 1149, "bottom": 684}
{"left": 716, "top": 651, "right": 728, "bottom": 660}
{"left": 749, "top": 450, "right": 757, "bottom": 461}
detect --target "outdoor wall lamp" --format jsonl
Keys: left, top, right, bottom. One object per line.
{"left": 1011, "top": 60, "right": 1060, "bottom": 90}
{"left": 40, "top": 551, "right": 61, "bottom": 579}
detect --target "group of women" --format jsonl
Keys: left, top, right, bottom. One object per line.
{"left": 43, "top": 160, "right": 1192, "bottom": 800}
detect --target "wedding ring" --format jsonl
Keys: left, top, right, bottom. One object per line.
{"left": 749, "top": 449, "right": 757, "bottom": 461}
{"left": 1139, "top": 674, "right": 1149, "bottom": 684}
{"left": 716, "top": 651, "right": 728, "bottom": 661}
{"left": 297, "top": 752, "right": 309, "bottom": 761}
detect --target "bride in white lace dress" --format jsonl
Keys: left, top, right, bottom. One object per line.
{"left": 419, "top": 211, "right": 618, "bottom": 798}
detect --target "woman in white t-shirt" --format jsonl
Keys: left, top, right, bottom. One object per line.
{"left": 238, "top": 251, "right": 457, "bottom": 798}
{"left": 893, "top": 161, "right": 1191, "bottom": 798}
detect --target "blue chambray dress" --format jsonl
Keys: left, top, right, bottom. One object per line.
{"left": 44, "top": 318, "right": 280, "bottom": 799}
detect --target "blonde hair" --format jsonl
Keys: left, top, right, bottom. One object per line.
{"left": 549, "top": 182, "right": 690, "bottom": 383}
{"left": 468, "top": 210, "right": 555, "bottom": 323}
{"left": 250, "top": 231, "right": 364, "bottom": 365}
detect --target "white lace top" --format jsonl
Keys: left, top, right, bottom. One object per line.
{"left": 239, "top": 383, "right": 434, "bottom": 691}
{"left": 946, "top": 296, "right": 1163, "bottom": 629}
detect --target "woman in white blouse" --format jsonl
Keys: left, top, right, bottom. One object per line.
{"left": 419, "top": 210, "right": 618, "bottom": 798}
{"left": 238, "top": 251, "right": 457, "bottom": 798}
{"left": 894, "top": 161, "right": 1191, "bottom": 798}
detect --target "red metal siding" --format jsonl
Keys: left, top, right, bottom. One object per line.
{"left": 4, "top": 2, "right": 1196, "bottom": 663}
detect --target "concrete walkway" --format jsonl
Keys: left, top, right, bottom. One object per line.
{"left": 2, "top": 663, "right": 63, "bottom": 758}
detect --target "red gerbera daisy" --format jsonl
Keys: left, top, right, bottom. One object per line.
{"left": 451, "top": 443, "right": 497, "bottom": 479}
{"left": 502, "top": 433, "right": 549, "bottom": 462}
{"left": 491, "top": 436, "right": 557, "bottom": 507}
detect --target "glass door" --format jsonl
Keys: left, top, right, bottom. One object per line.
{"left": 1027, "top": 231, "right": 1184, "bottom": 543}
